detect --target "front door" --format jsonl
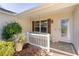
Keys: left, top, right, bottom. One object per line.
{"left": 59, "top": 19, "right": 70, "bottom": 43}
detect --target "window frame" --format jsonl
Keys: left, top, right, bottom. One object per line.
{"left": 33, "top": 20, "right": 48, "bottom": 33}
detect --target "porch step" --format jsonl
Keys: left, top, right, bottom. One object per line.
{"left": 50, "top": 48, "right": 77, "bottom": 56}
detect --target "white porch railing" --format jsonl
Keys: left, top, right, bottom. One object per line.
{"left": 26, "top": 32, "right": 50, "bottom": 52}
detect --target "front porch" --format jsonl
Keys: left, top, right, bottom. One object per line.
{"left": 50, "top": 41, "right": 76, "bottom": 56}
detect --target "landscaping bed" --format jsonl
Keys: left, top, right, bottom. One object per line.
{"left": 14, "top": 43, "right": 50, "bottom": 56}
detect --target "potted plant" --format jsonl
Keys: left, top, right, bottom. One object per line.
{"left": 14, "top": 33, "right": 26, "bottom": 52}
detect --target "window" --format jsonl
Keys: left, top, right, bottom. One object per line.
{"left": 41, "top": 20, "right": 48, "bottom": 33}
{"left": 34, "top": 21, "right": 40, "bottom": 32}
{"left": 32, "top": 19, "right": 51, "bottom": 33}
{"left": 61, "top": 19, "right": 69, "bottom": 36}
{"left": 33, "top": 20, "right": 48, "bottom": 33}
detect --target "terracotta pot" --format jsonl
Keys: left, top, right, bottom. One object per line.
{"left": 15, "top": 42, "right": 23, "bottom": 52}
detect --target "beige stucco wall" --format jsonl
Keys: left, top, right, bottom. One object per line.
{"left": 51, "top": 12, "right": 73, "bottom": 43}
{"left": 15, "top": 16, "right": 31, "bottom": 33}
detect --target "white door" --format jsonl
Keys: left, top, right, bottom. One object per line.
{"left": 59, "top": 19, "right": 70, "bottom": 43}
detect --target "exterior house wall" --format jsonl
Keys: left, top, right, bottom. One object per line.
{"left": 15, "top": 16, "right": 31, "bottom": 33}
{"left": 0, "top": 12, "right": 17, "bottom": 39}
{"left": 73, "top": 4, "right": 79, "bottom": 54}
{"left": 51, "top": 12, "right": 73, "bottom": 43}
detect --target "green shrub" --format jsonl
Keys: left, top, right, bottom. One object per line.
{"left": 2, "top": 22, "right": 22, "bottom": 40}
{"left": 0, "top": 41, "right": 15, "bottom": 56}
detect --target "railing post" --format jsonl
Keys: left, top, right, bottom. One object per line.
{"left": 27, "top": 32, "right": 29, "bottom": 43}
{"left": 47, "top": 34, "right": 50, "bottom": 52}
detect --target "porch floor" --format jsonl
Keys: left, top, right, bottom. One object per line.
{"left": 14, "top": 42, "right": 77, "bottom": 56}
{"left": 50, "top": 41, "right": 77, "bottom": 56}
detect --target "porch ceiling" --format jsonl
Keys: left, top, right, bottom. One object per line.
{"left": 18, "top": 3, "right": 77, "bottom": 17}
{"left": 30, "top": 5, "right": 75, "bottom": 18}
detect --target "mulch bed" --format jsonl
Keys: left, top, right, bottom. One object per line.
{"left": 14, "top": 43, "right": 49, "bottom": 56}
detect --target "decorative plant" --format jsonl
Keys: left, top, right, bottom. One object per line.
{"left": 14, "top": 33, "right": 26, "bottom": 51}
{"left": 2, "top": 22, "right": 22, "bottom": 40}
{"left": 0, "top": 41, "right": 15, "bottom": 56}
{"left": 14, "top": 33, "right": 26, "bottom": 43}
